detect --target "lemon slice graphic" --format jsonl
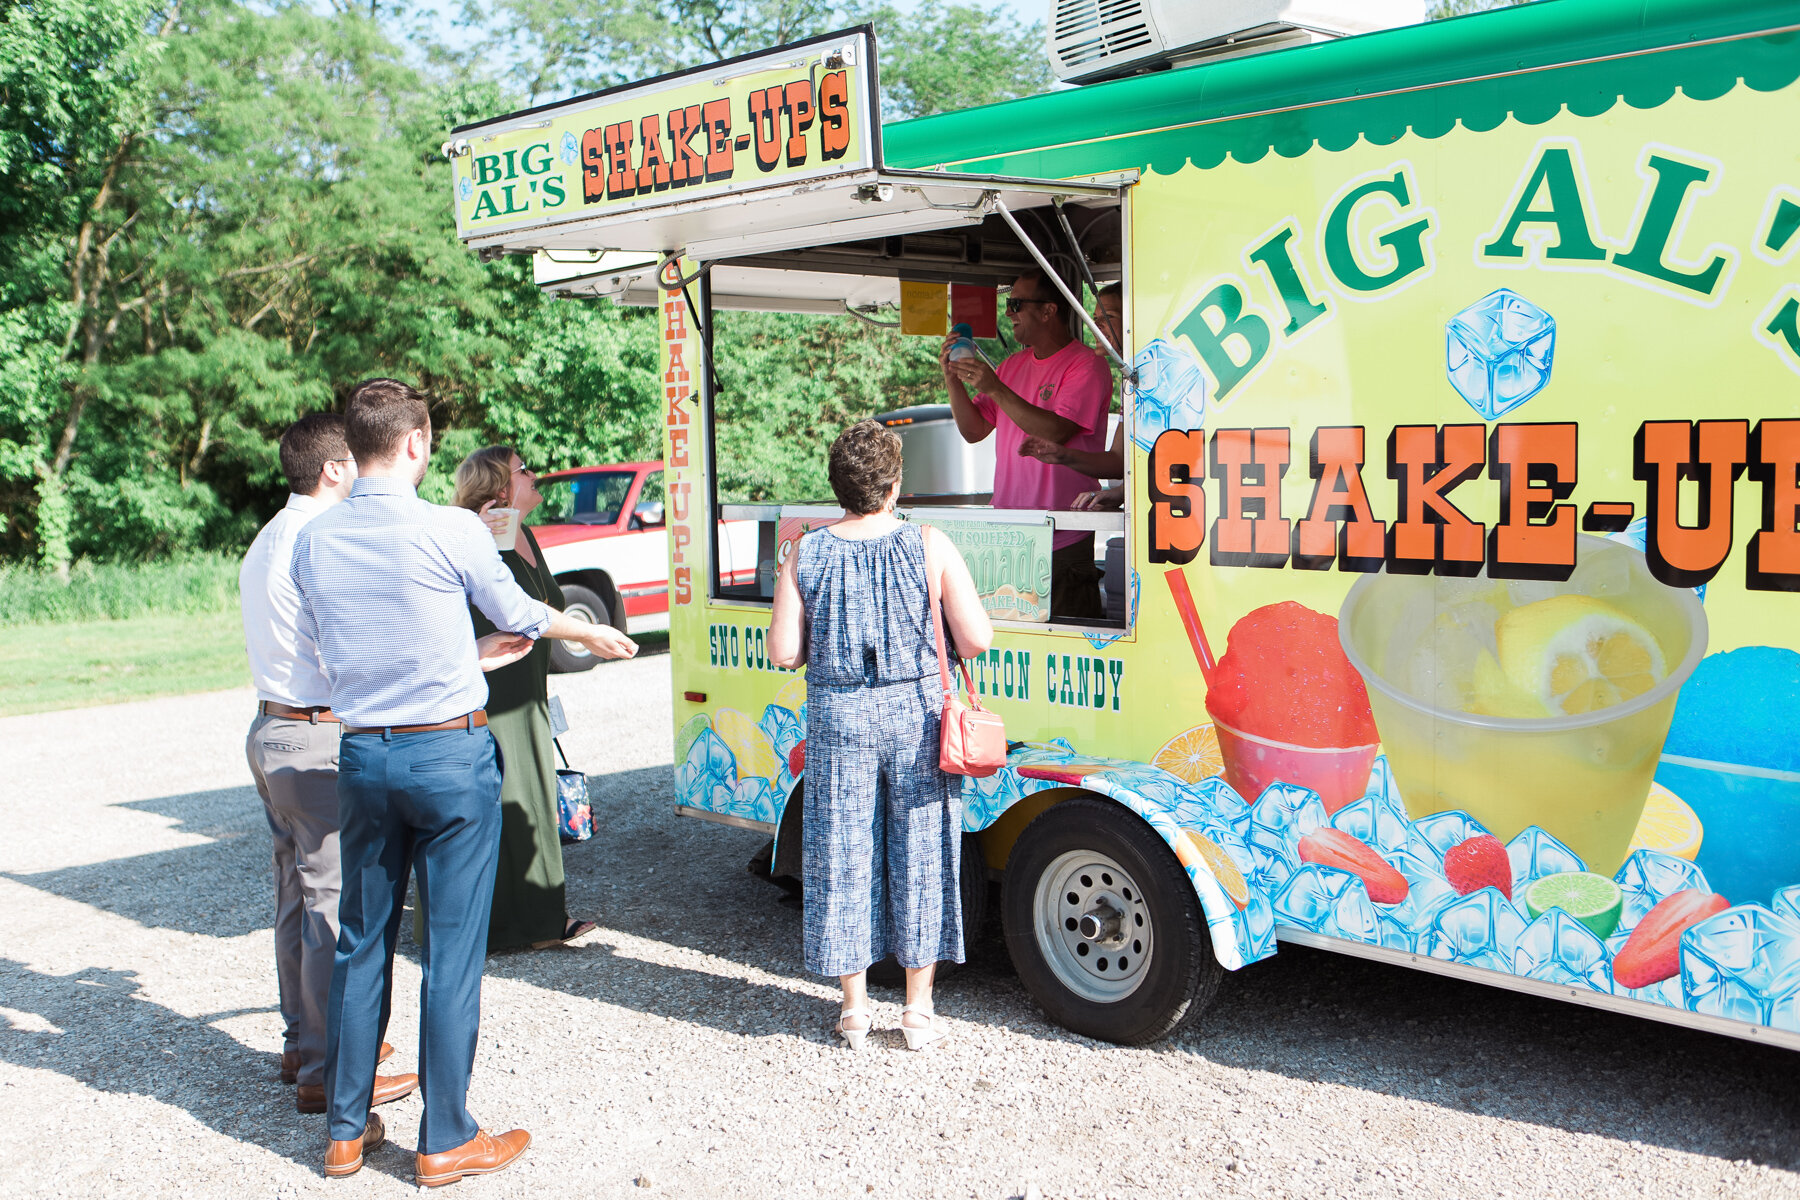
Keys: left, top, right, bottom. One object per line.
{"left": 713, "top": 708, "right": 780, "bottom": 781}
{"left": 1627, "top": 782, "right": 1703, "bottom": 861}
{"left": 773, "top": 673, "right": 808, "bottom": 714}
{"left": 1496, "top": 595, "right": 1665, "bottom": 715}
{"left": 1153, "top": 724, "right": 1225, "bottom": 783}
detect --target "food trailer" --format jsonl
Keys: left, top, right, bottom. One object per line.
{"left": 448, "top": 0, "right": 1800, "bottom": 1048}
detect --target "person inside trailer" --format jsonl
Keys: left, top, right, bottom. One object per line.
{"left": 939, "top": 269, "right": 1115, "bottom": 620}
{"left": 1020, "top": 283, "right": 1127, "bottom": 511}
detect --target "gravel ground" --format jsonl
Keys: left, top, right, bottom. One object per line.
{"left": 2, "top": 652, "right": 1798, "bottom": 1200}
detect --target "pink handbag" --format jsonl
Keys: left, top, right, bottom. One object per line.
{"left": 925, "top": 529, "right": 1007, "bottom": 777}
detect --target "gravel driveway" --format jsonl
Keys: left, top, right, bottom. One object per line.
{"left": 2, "top": 653, "right": 1797, "bottom": 1199}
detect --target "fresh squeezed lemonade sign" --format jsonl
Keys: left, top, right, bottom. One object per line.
{"left": 451, "top": 33, "right": 872, "bottom": 240}
{"left": 1128, "top": 80, "right": 1800, "bottom": 1022}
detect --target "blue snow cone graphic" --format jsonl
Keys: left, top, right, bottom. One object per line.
{"left": 457, "top": 176, "right": 474, "bottom": 202}
{"left": 560, "top": 130, "right": 580, "bottom": 165}
{"left": 1446, "top": 288, "right": 1555, "bottom": 418}
{"left": 1130, "top": 339, "right": 1207, "bottom": 450}
{"left": 1655, "top": 646, "right": 1800, "bottom": 908}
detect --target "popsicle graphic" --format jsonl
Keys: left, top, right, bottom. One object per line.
{"left": 1166, "top": 569, "right": 1379, "bottom": 814}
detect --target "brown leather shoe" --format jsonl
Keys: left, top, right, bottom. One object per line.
{"left": 323, "top": 1113, "right": 384, "bottom": 1178}
{"left": 415, "top": 1128, "right": 531, "bottom": 1188}
{"left": 297, "top": 1073, "right": 419, "bottom": 1114}
{"left": 287, "top": 1042, "right": 389, "bottom": 1086}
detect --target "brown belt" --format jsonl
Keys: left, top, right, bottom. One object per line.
{"left": 342, "top": 710, "right": 489, "bottom": 737}
{"left": 260, "top": 701, "right": 339, "bottom": 723}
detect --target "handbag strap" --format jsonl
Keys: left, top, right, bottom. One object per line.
{"left": 553, "top": 736, "right": 571, "bottom": 771}
{"left": 922, "top": 526, "right": 982, "bottom": 708}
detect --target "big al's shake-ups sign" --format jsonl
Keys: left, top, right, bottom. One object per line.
{"left": 452, "top": 34, "right": 870, "bottom": 236}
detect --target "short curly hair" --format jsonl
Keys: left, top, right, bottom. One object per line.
{"left": 452, "top": 445, "right": 515, "bottom": 513}
{"left": 828, "top": 419, "right": 903, "bottom": 515}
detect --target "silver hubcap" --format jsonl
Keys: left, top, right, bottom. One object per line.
{"left": 1033, "top": 849, "right": 1152, "bottom": 1003}
{"left": 560, "top": 601, "right": 599, "bottom": 657}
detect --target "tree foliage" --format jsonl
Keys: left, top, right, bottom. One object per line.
{"left": 0, "top": 0, "right": 1050, "bottom": 567}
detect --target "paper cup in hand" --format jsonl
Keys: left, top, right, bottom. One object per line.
{"left": 489, "top": 507, "right": 521, "bottom": 552}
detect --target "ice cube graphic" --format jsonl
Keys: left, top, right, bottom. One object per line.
{"left": 1244, "top": 782, "right": 1327, "bottom": 892}
{"left": 1775, "top": 885, "right": 1800, "bottom": 925}
{"left": 733, "top": 776, "right": 779, "bottom": 824}
{"left": 1515, "top": 910, "right": 1612, "bottom": 991}
{"left": 1130, "top": 339, "right": 1207, "bottom": 450}
{"left": 1376, "top": 872, "right": 1458, "bottom": 953}
{"left": 1273, "top": 865, "right": 1379, "bottom": 942}
{"left": 676, "top": 727, "right": 736, "bottom": 809}
{"left": 1614, "top": 849, "right": 1711, "bottom": 934}
{"left": 1174, "top": 776, "right": 1250, "bottom": 832}
{"left": 759, "top": 704, "right": 804, "bottom": 764}
{"left": 1241, "top": 889, "right": 1278, "bottom": 960}
{"left": 1679, "top": 905, "right": 1800, "bottom": 1028}
{"left": 1363, "top": 754, "right": 1400, "bottom": 807}
{"left": 560, "top": 130, "right": 579, "bottom": 165}
{"left": 1412, "top": 809, "right": 1495, "bottom": 860}
{"left": 1446, "top": 288, "right": 1556, "bottom": 419}
{"left": 1422, "top": 887, "right": 1528, "bottom": 970}
{"left": 1331, "top": 791, "right": 1413, "bottom": 857}
{"left": 1506, "top": 826, "right": 1587, "bottom": 896}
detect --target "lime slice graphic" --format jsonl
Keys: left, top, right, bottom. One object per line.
{"left": 1524, "top": 871, "right": 1623, "bottom": 939}
{"left": 675, "top": 713, "right": 711, "bottom": 766}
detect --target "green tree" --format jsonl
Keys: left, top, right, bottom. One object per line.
{"left": 1428, "top": 0, "right": 1538, "bottom": 19}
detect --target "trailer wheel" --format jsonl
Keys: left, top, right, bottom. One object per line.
{"left": 1002, "top": 796, "right": 1220, "bottom": 1044}
{"left": 549, "top": 584, "right": 611, "bottom": 674}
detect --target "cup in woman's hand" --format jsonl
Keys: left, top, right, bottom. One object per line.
{"left": 487, "top": 507, "right": 521, "bottom": 551}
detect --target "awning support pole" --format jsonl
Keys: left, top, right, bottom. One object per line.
{"left": 1052, "top": 197, "right": 1104, "bottom": 312}
{"left": 991, "top": 197, "right": 1130, "bottom": 381}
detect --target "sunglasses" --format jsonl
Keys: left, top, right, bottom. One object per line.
{"left": 1004, "top": 295, "right": 1053, "bottom": 314}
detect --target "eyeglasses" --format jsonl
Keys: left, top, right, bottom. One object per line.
{"left": 1005, "top": 296, "right": 1052, "bottom": 314}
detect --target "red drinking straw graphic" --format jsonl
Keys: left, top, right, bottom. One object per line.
{"left": 1164, "top": 566, "right": 1215, "bottom": 686}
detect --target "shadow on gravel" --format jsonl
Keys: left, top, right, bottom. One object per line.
{"left": 1172, "top": 942, "right": 1800, "bottom": 1170}
{"left": 0, "top": 958, "right": 415, "bottom": 1181}
{"left": 2, "top": 786, "right": 271, "bottom": 938}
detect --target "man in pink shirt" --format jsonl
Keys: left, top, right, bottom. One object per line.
{"left": 941, "top": 268, "right": 1114, "bottom": 620}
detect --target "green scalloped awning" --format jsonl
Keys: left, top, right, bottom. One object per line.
{"left": 881, "top": 0, "right": 1800, "bottom": 179}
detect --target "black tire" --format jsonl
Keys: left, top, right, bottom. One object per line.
{"left": 1002, "top": 795, "right": 1221, "bottom": 1044}
{"left": 549, "top": 583, "right": 612, "bottom": 674}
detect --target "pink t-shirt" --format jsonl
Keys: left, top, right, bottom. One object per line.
{"left": 972, "top": 341, "right": 1114, "bottom": 549}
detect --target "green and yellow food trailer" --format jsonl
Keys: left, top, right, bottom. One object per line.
{"left": 449, "top": 0, "right": 1800, "bottom": 1049}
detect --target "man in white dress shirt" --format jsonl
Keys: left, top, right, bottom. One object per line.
{"left": 240, "top": 413, "right": 417, "bottom": 1116}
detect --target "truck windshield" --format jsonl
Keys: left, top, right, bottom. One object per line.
{"left": 530, "top": 471, "right": 636, "bottom": 526}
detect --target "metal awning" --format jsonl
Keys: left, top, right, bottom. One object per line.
{"left": 468, "top": 168, "right": 1123, "bottom": 264}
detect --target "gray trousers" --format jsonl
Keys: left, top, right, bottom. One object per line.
{"left": 245, "top": 712, "right": 342, "bottom": 1089}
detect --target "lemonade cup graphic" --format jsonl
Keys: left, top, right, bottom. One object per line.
{"left": 1337, "top": 536, "right": 1707, "bottom": 877}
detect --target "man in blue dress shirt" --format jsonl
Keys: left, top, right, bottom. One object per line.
{"left": 292, "top": 378, "right": 636, "bottom": 1184}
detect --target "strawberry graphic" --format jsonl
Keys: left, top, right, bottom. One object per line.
{"left": 1612, "top": 889, "right": 1730, "bottom": 990}
{"left": 788, "top": 740, "right": 806, "bottom": 776}
{"left": 1298, "top": 828, "right": 1409, "bottom": 904}
{"left": 1442, "top": 834, "right": 1512, "bottom": 899}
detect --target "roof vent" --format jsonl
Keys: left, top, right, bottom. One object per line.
{"left": 1049, "top": 1, "right": 1425, "bottom": 85}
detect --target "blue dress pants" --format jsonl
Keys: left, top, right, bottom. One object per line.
{"left": 326, "top": 726, "right": 503, "bottom": 1153}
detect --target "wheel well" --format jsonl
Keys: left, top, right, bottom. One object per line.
{"left": 555, "top": 570, "right": 622, "bottom": 628}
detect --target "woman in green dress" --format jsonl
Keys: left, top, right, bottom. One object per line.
{"left": 449, "top": 445, "right": 598, "bottom": 952}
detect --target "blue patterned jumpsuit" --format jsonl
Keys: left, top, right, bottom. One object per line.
{"left": 795, "top": 523, "right": 964, "bottom": 978}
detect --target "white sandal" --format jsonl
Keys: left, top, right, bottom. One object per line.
{"left": 900, "top": 1003, "right": 949, "bottom": 1051}
{"left": 835, "top": 1005, "right": 874, "bottom": 1050}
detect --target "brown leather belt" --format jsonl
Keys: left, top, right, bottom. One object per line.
{"left": 260, "top": 701, "right": 339, "bottom": 723}
{"left": 342, "top": 710, "right": 489, "bottom": 737}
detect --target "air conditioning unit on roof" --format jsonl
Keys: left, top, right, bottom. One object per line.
{"left": 1049, "top": 0, "right": 1426, "bottom": 85}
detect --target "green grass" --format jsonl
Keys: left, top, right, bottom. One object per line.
{"left": 0, "top": 610, "right": 249, "bottom": 716}
{"left": 0, "top": 554, "right": 241, "bottom": 626}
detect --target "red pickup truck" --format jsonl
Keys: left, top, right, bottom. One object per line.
{"left": 526, "top": 461, "right": 672, "bottom": 672}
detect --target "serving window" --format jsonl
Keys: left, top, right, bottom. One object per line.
{"left": 687, "top": 189, "right": 1135, "bottom": 632}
